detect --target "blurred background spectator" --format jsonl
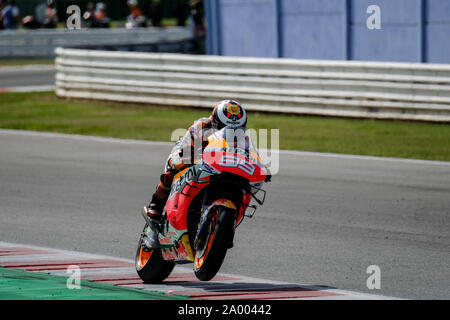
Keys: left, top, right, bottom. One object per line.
{"left": 126, "top": 0, "right": 146, "bottom": 28}
{"left": 189, "top": 0, "right": 204, "bottom": 38}
{"left": 22, "top": 15, "right": 40, "bottom": 29}
{"left": 0, "top": 0, "right": 6, "bottom": 29}
{"left": 2, "top": 0, "right": 206, "bottom": 37}
{"left": 175, "top": 0, "right": 188, "bottom": 27}
{"left": 189, "top": 0, "right": 205, "bottom": 52}
{"left": 94, "top": 2, "right": 110, "bottom": 28}
{"left": 82, "top": 2, "right": 96, "bottom": 28}
{"left": 149, "top": 0, "right": 162, "bottom": 27}
{"left": 42, "top": 0, "right": 57, "bottom": 28}
{"left": 1, "top": 0, "right": 20, "bottom": 29}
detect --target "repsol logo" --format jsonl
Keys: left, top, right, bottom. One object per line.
{"left": 169, "top": 166, "right": 198, "bottom": 198}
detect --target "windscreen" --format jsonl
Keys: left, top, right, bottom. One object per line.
{"left": 204, "top": 126, "right": 261, "bottom": 164}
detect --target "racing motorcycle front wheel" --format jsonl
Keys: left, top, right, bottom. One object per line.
{"left": 194, "top": 206, "right": 236, "bottom": 281}
{"left": 135, "top": 225, "right": 175, "bottom": 284}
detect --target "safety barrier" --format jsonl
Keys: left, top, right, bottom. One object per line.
{"left": 55, "top": 48, "right": 450, "bottom": 122}
{"left": 0, "top": 27, "right": 191, "bottom": 58}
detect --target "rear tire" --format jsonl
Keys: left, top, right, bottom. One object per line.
{"left": 135, "top": 227, "right": 175, "bottom": 284}
{"left": 194, "top": 206, "right": 235, "bottom": 281}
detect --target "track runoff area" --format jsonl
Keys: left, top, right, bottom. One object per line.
{"left": 0, "top": 241, "right": 397, "bottom": 301}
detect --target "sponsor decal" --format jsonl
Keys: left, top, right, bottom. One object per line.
{"left": 161, "top": 246, "right": 178, "bottom": 260}
{"left": 177, "top": 234, "right": 194, "bottom": 261}
{"left": 226, "top": 103, "right": 242, "bottom": 119}
{"left": 169, "top": 165, "right": 199, "bottom": 199}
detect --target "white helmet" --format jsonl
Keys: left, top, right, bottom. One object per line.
{"left": 212, "top": 100, "right": 247, "bottom": 129}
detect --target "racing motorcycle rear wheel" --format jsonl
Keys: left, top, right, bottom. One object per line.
{"left": 135, "top": 227, "right": 175, "bottom": 284}
{"left": 194, "top": 206, "right": 236, "bottom": 281}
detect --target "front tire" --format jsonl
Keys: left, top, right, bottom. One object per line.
{"left": 135, "top": 226, "right": 175, "bottom": 284}
{"left": 194, "top": 206, "right": 235, "bottom": 281}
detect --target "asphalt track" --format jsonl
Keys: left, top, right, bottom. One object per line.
{"left": 0, "top": 65, "right": 55, "bottom": 91}
{"left": 0, "top": 130, "right": 449, "bottom": 299}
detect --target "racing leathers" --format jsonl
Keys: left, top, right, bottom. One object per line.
{"left": 147, "top": 116, "right": 217, "bottom": 219}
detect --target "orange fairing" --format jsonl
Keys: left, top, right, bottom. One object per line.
{"left": 207, "top": 134, "right": 229, "bottom": 148}
{"left": 137, "top": 247, "right": 153, "bottom": 268}
{"left": 250, "top": 150, "right": 262, "bottom": 163}
{"left": 211, "top": 198, "right": 237, "bottom": 210}
{"left": 178, "top": 234, "right": 194, "bottom": 261}
{"left": 172, "top": 167, "right": 189, "bottom": 184}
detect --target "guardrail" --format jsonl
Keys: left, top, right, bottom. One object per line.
{"left": 0, "top": 27, "right": 191, "bottom": 58}
{"left": 55, "top": 48, "right": 450, "bottom": 122}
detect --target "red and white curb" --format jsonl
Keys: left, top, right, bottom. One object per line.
{"left": 0, "top": 242, "right": 400, "bottom": 300}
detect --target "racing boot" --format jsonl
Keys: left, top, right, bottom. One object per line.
{"left": 146, "top": 168, "right": 174, "bottom": 225}
{"left": 147, "top": 179, "right": 171, "bottom": 222}
{"left": 147, "top": 193, "right": 166, "bottom": 222}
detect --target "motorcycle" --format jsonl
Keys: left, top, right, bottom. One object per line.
{"left": 135, "top": 126, "right": 270, "bottom": 282}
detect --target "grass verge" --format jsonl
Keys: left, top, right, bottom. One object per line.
{"left": 0, "top": 267, "right": 188, "bottom": 300}
{"left": 0, "top": 91, "right": 449, "bottom": 161}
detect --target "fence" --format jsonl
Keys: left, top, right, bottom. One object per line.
{"left": 0, "top": 27, "right": 191, "bottom": 58}
{"left": 55, "top": 47, "right": 450, "bottom": 122}
{"left": 205, "top": 0, "right": 450, "bottom": 64}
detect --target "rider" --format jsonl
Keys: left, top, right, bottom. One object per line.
{"left": 146, "top": 99, "right": 248, "bottom": 221}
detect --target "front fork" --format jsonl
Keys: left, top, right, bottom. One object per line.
{"left": 194, "top": 204, "right": 213, "bottom": 250}
{"left": 194, "top": 198, "right": 237, "bottom": 251}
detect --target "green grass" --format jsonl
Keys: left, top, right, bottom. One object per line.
{"left": 0, "top": 91, "right": 449, "bottom": 161}
{"left": 0, "top": 59, "right": 54, "bottom": 67}
{"left": 0, "top": 267, "right": 188, "bottom": 300}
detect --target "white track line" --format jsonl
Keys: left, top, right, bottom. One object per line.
{"left": 0, "top": 85, "right": 55, "bottom": 92}
{"left": 0, "top": 65, "right": 55, "bottom": 72}
{"left": 1, "top": 129, "right": 448, "bottom": 166}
